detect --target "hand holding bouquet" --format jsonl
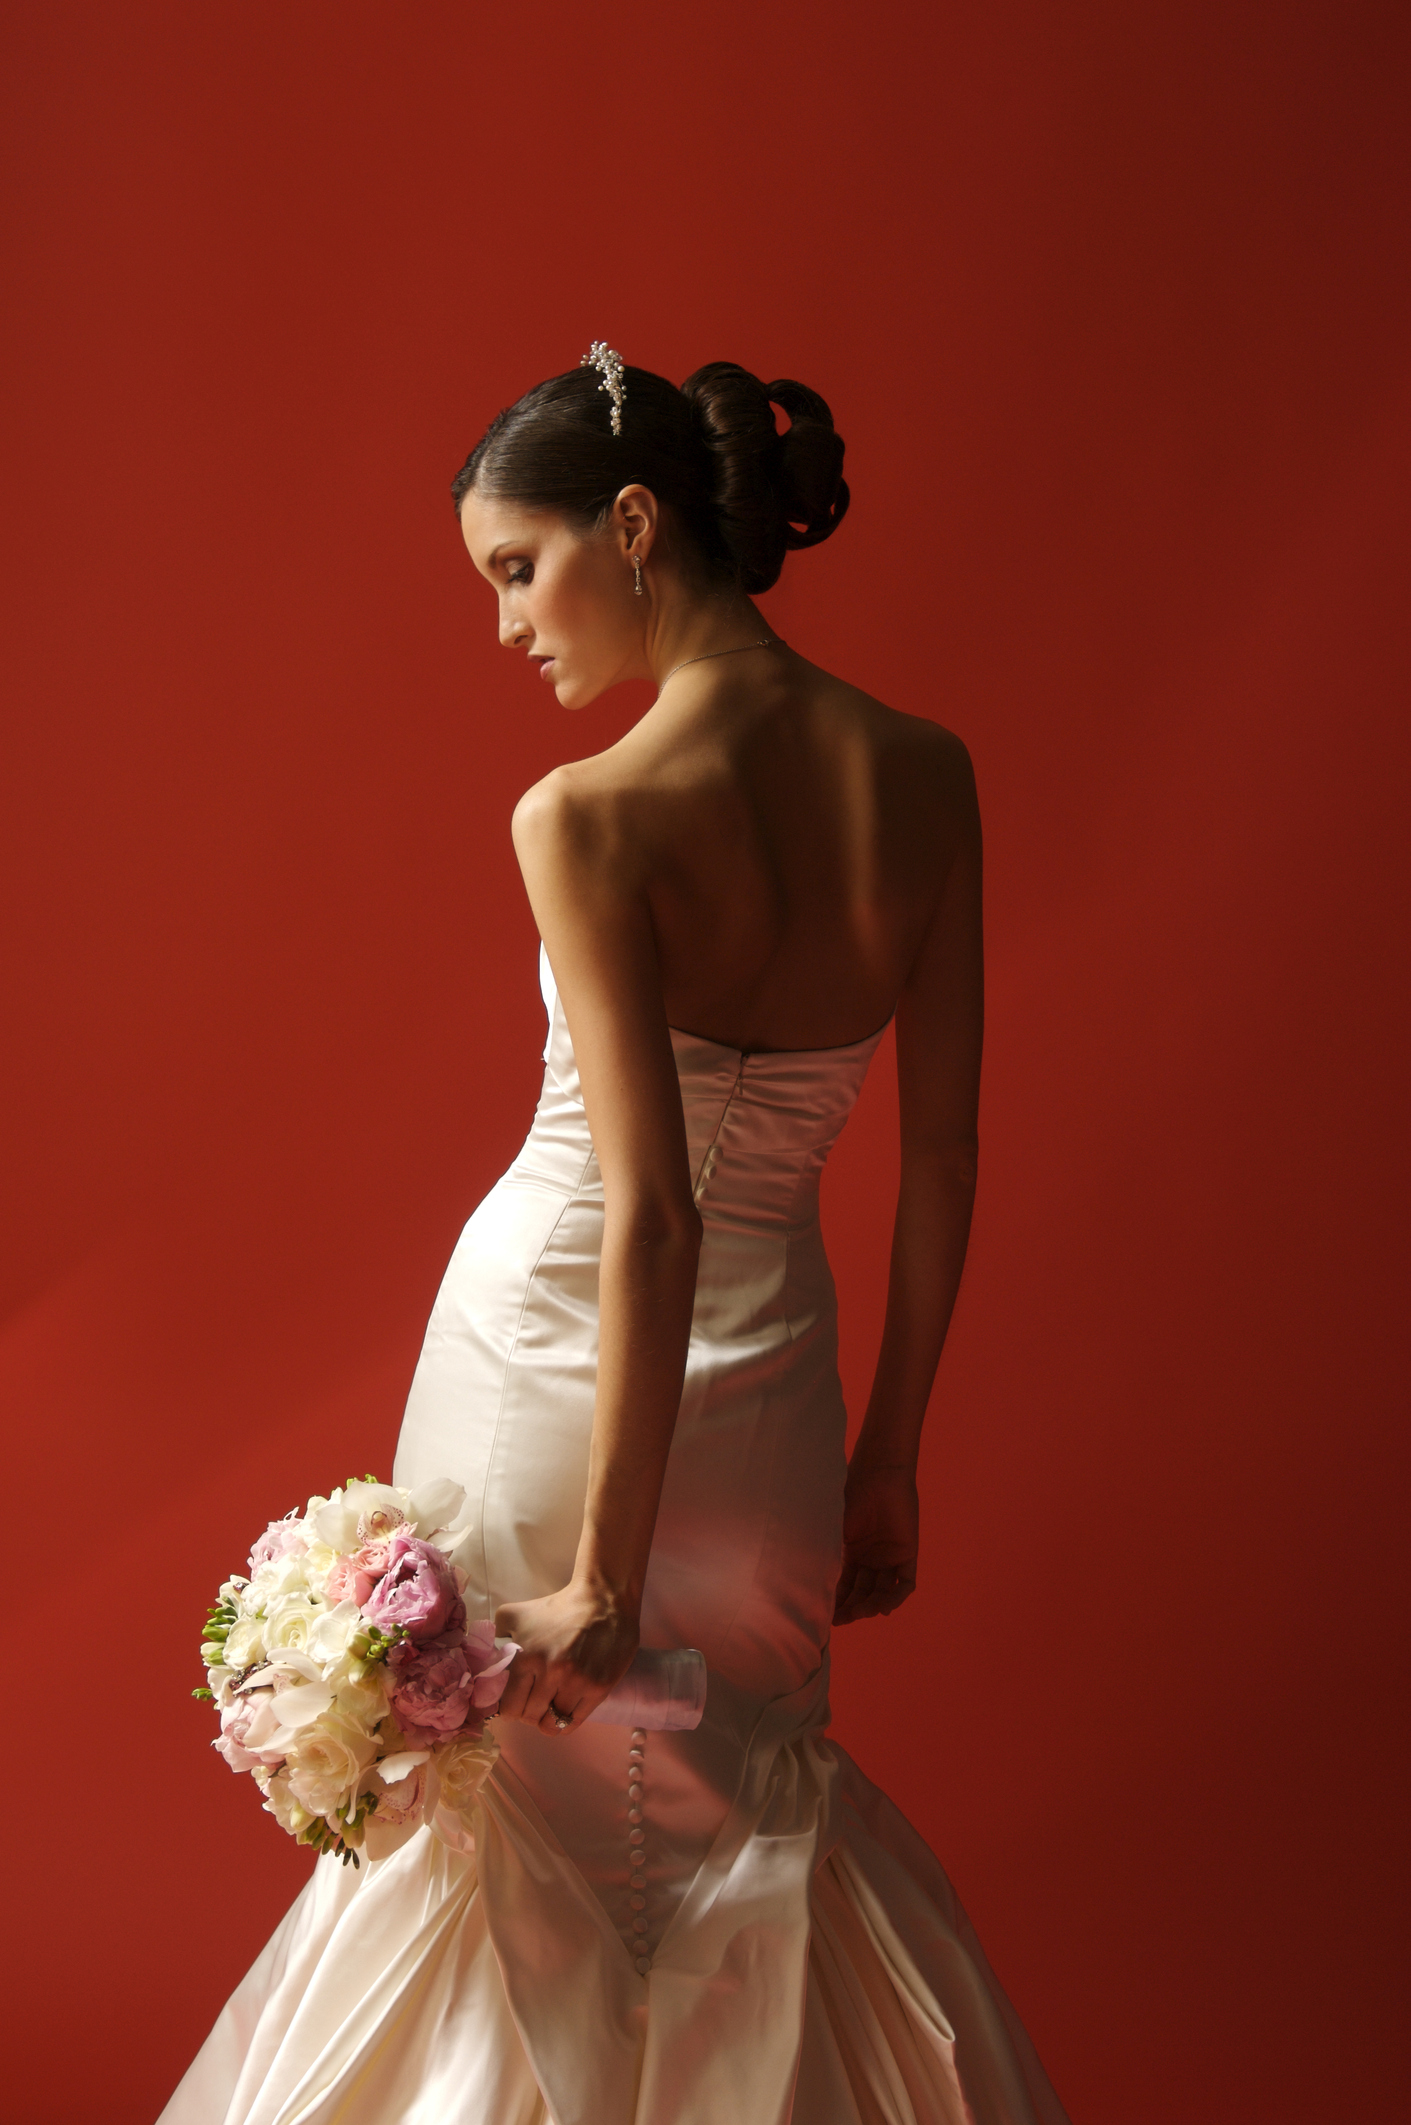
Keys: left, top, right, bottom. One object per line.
{"left": 197, "top": 1476, "right": 515, "bottom": 1865}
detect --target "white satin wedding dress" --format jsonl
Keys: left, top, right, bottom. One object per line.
{"left": 162, "top": 949, "right": 1068, "bottom": 2125}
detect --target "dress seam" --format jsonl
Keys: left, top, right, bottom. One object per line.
{"left": 475, "top": 1180, "right": 585, "bottom": 1609}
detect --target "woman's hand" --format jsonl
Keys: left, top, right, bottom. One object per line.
{"left": 494, "top": 1580, "right": 640, "bottom": 1736}
{"left": 833, "top": 1464, "right": 919, "bottom": 1624}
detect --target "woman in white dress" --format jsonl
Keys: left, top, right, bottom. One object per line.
{"left": 162, "top": 350, "right": 1069, "bottom": 2125}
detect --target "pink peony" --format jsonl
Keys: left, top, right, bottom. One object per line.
{"left": 387, "top": 1634, "right": 481, "bottom": 1746}
{"left": 324, "top": 1540, "right": 394, "bottom": 1608}
{"left": 248, "top": 1517, "right": 308, "bottom": 1574}
{"left": 362, "top": 1532, "right": 465, "bottom": 1644}
{"left": 386, "top": 1620, "right": 518, "bottom": 1748}
{"left": 462, "top": 1618, "right": 518, "bottom": 1710}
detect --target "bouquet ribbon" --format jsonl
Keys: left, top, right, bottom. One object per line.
{"left": 584, "top": 1647, "right": 707, "bottom": 1732}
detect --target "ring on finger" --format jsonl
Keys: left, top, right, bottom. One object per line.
{"left": 549, "top": 1702, "right": 573, "bottom": 1730}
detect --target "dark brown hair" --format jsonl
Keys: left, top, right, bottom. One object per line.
{"left": 452, "top": 360, "right": 849, "bottom": 595}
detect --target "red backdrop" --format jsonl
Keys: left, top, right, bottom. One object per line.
{"left": 5, "top": 4, "right": 1408, "bottom": 2119}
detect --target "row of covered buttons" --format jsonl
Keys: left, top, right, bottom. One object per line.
{"left": 626, "top": 1727, "right": 650, "bottom": 1972}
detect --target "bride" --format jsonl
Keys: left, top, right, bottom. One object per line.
{"left": 162, "top": 348, "right": 1068, "bottom": 2125}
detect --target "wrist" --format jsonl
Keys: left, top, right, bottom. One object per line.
{"left": 568, "top": 1554, "right": 643, "bottom": 1622}
{"left": 846, "top": 1439, "right": 919, "bottom": 1486}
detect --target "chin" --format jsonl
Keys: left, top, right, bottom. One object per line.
{"left": 553, "top": 674, "right": 605, "bottom": 712}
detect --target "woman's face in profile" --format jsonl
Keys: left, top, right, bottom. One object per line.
{"left": 459, "top": 489, "right": 639, "bottom": 710}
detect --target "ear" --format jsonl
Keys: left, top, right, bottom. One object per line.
{"left": 610, "top": 485, "right": 660, "bottom": 567}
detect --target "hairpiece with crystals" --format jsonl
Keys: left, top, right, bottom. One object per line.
{"left": 579, "top": 341, "right": 626, "bottom": 436}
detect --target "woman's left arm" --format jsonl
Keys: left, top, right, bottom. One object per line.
{"left": 494, "top": 771, "right": 703, "bottom": 1733}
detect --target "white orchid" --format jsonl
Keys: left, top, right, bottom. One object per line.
{"left": 310, "top": 1477, "right": 469, "bottom": 1556}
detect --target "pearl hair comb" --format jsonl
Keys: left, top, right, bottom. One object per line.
{"left": 580, "top": 340, "right": 626, "bottom": 436}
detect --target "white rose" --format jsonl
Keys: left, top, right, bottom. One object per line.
{"left": 435, "top": 1730, "right": 499, "bottom": 1812}
{"left": 284, "top": 1713, "right": 379, "bottom": 1820}
{"left": 300, "top": 1541, "right": 340, "bottom": 1595}
{"left": 263, "top": 1593, "right": 325, "bottom": 1655}
{"left": 333, "top": 1666, "right": 389, "bottom": 1728}
{"left": 250, "top": 1551, "right": 312, "bottom": 1602}
{"left": 262, "top": 1768, "right": 315, "bottom": 1836}
{"left": 306, "top": 1599, "right": 361, "bottom": 1668}
{"left": 223, "top": 1617, "right": 266, "bottom": 1670}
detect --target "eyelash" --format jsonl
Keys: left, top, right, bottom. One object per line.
{"left": 507, "top": 563, "right": 533, "bottom": 586}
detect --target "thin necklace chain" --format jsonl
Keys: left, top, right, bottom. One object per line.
{"left": 657, "top": 637, "right": 775, "bottom": 692}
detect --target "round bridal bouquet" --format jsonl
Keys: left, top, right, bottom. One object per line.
{"left": 196, "top": 1475, "right": 516, "bottom": 1866}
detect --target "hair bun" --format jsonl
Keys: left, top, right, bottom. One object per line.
{"left": 680, "top": 362, "right": 849, "bottom": 593}
{"left": 766, "top": 379, "right": 850, "bottom": 552}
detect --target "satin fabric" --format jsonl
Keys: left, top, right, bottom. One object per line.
{"left": 161, "top": 950, "right": 1068, "bottom": 2125}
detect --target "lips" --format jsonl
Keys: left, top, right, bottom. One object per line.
{"left": 531, "top": 656, "right": 556, "bottom": 681}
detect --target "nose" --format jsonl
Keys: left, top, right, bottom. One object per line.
{"left": 499, "top": 601, "right": 531, "bottom": 651}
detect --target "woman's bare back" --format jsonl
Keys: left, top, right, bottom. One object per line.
{"left": 542, "top": 645, "right": 976, "bottom": 1053}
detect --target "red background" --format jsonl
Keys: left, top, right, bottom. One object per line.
{"left": 5, "top": 4, "right": 1408, "bottom": 2119}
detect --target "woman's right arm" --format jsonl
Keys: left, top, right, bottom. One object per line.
{"left": 834, "top": 745, "right": 983, "bottom": 1624}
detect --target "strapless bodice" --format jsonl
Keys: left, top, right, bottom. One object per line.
{"left": 512, "top": 945, "right": 888, "bottom": 1230}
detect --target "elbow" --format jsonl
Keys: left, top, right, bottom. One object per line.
{"left": 611, "top": 1193, "right": 704, "bottom": 1256}
{"left": 907, "top": 1137, "right": 978, "bottom": 1195}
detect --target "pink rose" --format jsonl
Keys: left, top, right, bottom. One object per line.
{"left": 362, "top": 1532, "right": 465, "bottom": 1644}
{"left": 324, "top": 1541, "right": 394, "bottom": 1608}
{"left": 248, "top": 1517, "right": 308, "bottom": 1574}
{"left": 215, "top": 1691, "right": 285, "bottom": 1773}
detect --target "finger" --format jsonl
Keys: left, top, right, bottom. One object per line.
{"left": 538, "top": 1665, "right": 611, "bottom": 1734}
{"left": 497, "top": 1655, "right": 535, "bottom": 1721}
{"left": 516, "top": 1663, "right": 559, "bottom": 1727}
{"left": 835, "top": 1567, "right": 877, "bottom": 1625}
{"left": 870, "top": 1568, "right": 902, "bottom": 1612}
{"left": 832, "top": 1565, "right": 859, "bottom": 1623}
{"left": 539, "top": 1692, "right": 583, "bottom": 1737}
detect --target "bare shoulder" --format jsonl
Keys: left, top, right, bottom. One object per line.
{"left": 511, "top": 756, "right": 645, "bottom": 885}
{"left": 816, "top": 667, "right": 978, "bottom": 819}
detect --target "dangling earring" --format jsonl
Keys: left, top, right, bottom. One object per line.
{"left": 633, "top": 557, "right": 644, "bottom": 597}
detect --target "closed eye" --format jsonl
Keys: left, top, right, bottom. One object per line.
{"left": 507, "top": 563, "right": 533, "bottom": 586}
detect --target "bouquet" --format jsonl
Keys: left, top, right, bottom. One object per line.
{"left": 196, "top": 1474, "right": 516, "bottom": 1866}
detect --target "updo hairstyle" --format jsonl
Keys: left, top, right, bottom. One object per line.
{"left": 452, "top": 361, "right": 849, "bottom": 595}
